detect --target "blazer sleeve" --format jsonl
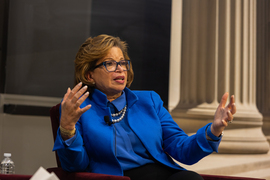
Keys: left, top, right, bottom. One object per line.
{"left": 52, "top": 106, "right": 90, "bottom": 172}
{"left": 150, "top": 91, "right": 221, "bottom": 165}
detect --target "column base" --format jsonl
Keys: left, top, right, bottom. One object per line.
{"left": 262, "top": 116, "right": 270, "bottom": 145}
{"left": 171, "top": 104, "right": 270, "bottom": 154}
{"left": 219, "top": 128, "right": 270, "bottom": 154}
{"left": 174, "top": 151, "right": 270, "bottom": 179}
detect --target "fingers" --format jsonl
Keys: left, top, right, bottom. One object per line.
{"left": 224, "top": 95, "right": 236, "bottom": 114}
{"left": 220, "top": 93, "right": 236, "bottom": 114}
{"left": 221, "top": 110, "right": 234, "bottom": 127}
{"left": 81, "top": 104, "right": 92, "bottom": 114}
{"left": 68, "top": 82, "right": 83, "bottom": 100}
{"left": 75, "top": 90, "right": 89, "bottom": 108}
{"left": 215, "top": 93, "right": 236, "bottom": 128}
{"left": 224, "top": 94, "right": 236, "bottom": 122}
{"left": 72, "top": 85, "right": 88, "bottom": 106}
{"left": 222, "top": 119, "right": 229, "bottom": 127}
{"left": 226, "top": 111, "right": 233, "bottom": 122}
{"left": 60, "top": 82, "right": 91, "bottom": 129}
{"left": 230, "top": 102, "right": 236, "bottom": 115}
{"left": 62, "top": 82, "right": 90, "bottom": 110}
{"left": 67, "top": 82, "right": 88, "bottom": 104}
{"left": 230, "top": 95, "right": 235, "bottom": 104}
{"left": 63, "top": 87, "right": 71, "bottom": 102}
{"left": 227, "top": 95, "right": 236, "bottom": 115}
{"left": 76, "top": 88, "right": 91, "bottom": 114}
{"left": 219, "top": 92, "right": 229, "bottom": 108}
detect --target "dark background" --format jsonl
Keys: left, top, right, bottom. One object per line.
{"left": 0, "top": 0, "right": 171, "bottom": 108}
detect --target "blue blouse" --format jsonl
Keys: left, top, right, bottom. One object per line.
{"left": 108, "top": 91, "right": 154, "bottom": 170}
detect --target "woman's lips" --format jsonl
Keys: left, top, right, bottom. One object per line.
{"left": 114, "top": 76, "right": 125, "bottom": 84}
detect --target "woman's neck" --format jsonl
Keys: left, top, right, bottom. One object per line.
{"left": 107, "top": 92, "right": 122, "bottom": 102}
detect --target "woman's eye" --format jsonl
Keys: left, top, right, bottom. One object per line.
{"left": 106, "top": 62, "right": 115, "bottom": 66}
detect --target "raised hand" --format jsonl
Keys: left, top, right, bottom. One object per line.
{"left": 60, "top": 82, "right": 92, "bottom": 132}
{"left": 211, "top": 93, "right": 236, "bottom": 137}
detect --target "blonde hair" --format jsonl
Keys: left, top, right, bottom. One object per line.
{"left": 74, "top": 34, "right": 134, "bottom": 91}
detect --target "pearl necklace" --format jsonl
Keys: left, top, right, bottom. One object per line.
{"left": 111, "top": 105, "right": 127, "bottom": 123}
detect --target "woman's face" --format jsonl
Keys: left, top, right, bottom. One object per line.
{"left": 88, "top": 47, "right": 128, "bottom": 99}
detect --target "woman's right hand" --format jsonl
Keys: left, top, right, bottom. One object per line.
{"left": 60, "top": 82, "right": 92, "bottom": 136}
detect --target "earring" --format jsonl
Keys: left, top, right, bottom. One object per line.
{"left": 92, "top": 81, "right": 95, "bottom": 85}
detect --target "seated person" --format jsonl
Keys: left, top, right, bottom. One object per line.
{"left": 53, "top": 34, "right": 236, "bottom": 180}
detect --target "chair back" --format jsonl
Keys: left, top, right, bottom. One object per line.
{"left": 49, "top": 103, "right": 62, "bottom": 167}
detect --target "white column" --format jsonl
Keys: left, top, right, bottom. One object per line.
{"left": 169, "top": 0, "right": 269, "bottom": 154}
{"left": 257, "top": 0, "right": 270, "bottom": 144}
{"left": 168, "top": 0, "right": 182, "bottom": 111}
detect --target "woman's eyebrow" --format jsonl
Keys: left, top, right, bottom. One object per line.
{"left": 103, "top": 57, "right": 125, "bottom": 61}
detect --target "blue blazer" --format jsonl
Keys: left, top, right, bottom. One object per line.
{"left": 53, "top": 88, "right": 221, "bottom": 176}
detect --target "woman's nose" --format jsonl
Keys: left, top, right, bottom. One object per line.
{"left": 115, "top": 64, "right": 124, "bottom": 72}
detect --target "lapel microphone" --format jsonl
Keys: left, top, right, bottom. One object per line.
{"left": 104, "top": 116, "right": 113, "bottom": 126}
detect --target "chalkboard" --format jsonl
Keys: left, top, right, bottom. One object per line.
{"left": 4, "top": 0, "right": 171, "bottom": 107}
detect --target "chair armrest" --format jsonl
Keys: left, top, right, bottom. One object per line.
{"left": 47, "top": 167, "right": 131, "bottom": 180}
{"left": 0, "top": 174, "right": 32, "bottom": 180}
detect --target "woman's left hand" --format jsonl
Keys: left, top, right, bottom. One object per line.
{"left": 211, "top": 93, "right": 236, "bottom": 137}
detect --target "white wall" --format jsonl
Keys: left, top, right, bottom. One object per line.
{"left": 0, "top": 94, "right": 61, "bottom": 175}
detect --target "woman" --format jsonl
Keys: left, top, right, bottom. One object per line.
{"left": 53, "top": 34, "right": 236, "bottom": 180}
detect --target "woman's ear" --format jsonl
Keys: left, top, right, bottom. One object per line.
{"left": 85, "top": 71, "right": 96, "bottom": 85}
{"left": 85, "top": 71, "right": 94, "bottom": 83}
